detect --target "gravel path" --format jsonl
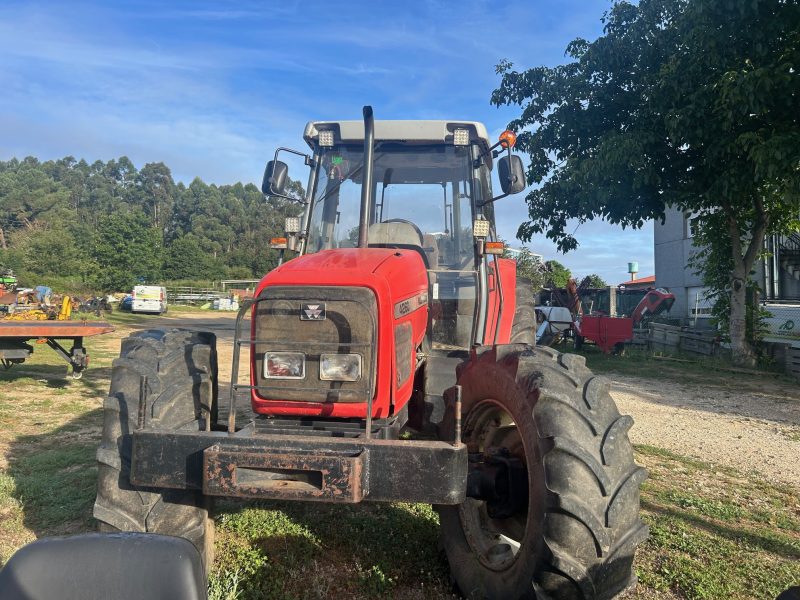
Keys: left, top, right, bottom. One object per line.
{"left": 609, "top": 373, "right": 800, "bottom": 488}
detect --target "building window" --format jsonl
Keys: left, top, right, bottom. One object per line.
{"left": 684, "top": 212, "right": 701, "bottom": 239}
{"left": 687, "top": 286, "right": 713, "bottom": 318}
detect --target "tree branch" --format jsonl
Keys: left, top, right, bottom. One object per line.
{"left": 742, "top": 195, "right": 770, "bottom": 272}
{"left": 723, "top": 203, "right": 745, "bottom": 272}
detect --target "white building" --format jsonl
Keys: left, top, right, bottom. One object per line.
{"left": 654, "top": 207, "right": 800, "bottom": 344}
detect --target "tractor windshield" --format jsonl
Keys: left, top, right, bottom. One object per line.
{"left": 306, "top": 142, "right": 484, "bottom": 348}
{"left": 306, "top": 143, "right": 479, "bottom": 270}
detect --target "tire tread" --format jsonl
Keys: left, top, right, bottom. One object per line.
{"left": 93, "top": 328, "right": 217, "bottom": 570}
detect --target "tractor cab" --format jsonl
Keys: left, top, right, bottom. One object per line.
{"left": 265, "top": 115, "right": 525, "bottom": 351}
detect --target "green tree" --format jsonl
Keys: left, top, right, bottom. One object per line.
{"left": 0, "top": 155, "right": 306, "bottom": 291}
{"left": 0, "top": 157, "right": 73, "bottom": 227}
{"left": 135, "top": 162, "right": 175, "bottom": 232}
{"left": 93, "top": 211, "right": 162, "bottom": 291}
{"left": 492, "top": 0, "right": 800, "bottom": 365}
{"left": 582, "top": 274, "right": 607, "bottom": 288}
{"left": 5, "top": 224, "right": 92, "bottom": 282}
{"left": 163, "top": 234, "right": 216, "bottom": 280}
{"left": 505, "top": 247, "right": 546, "bottom": 294}
{"left": 544, "top": 259, "right": 571, "bottom": 289}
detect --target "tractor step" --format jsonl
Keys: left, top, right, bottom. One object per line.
{"left": 203, "top": 444, "right": 365, "bottom": 501}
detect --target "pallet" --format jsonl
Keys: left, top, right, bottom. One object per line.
{"left": 648, "top": 323, "right": 718, "bottom": 356}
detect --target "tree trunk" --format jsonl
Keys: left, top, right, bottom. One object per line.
{"left": 728, "top": 266, "right": 755, "bottom": 367}
{"left": 726, "top": 202, "right": 768, "bottom": 368}
{"left": 0, "top": 226, "right": 6, "bottom": 250}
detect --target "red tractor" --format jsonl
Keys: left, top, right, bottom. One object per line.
{"left": 94, "top": 107, "right": 647, "bottom": 599}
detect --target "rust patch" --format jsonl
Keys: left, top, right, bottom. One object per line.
{"left": 203, "top": 445, "right": 365, "bottom": 502}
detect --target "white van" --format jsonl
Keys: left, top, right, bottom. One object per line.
{"left": 131, "top": 285, "right": 168, "bottom": 314}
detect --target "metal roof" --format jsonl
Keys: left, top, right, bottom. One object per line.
{"left": 303, "top": 120, "right": 492, "bottom": 150}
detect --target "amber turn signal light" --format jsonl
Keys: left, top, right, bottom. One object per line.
{"left": 484, "top": 241, "right": 505, "bottom": 255}
{"left": 270, "top": 237, "right": 288, "bottom": 249}
{"left": 499, "top": 130, "right": 517, "bottom": 149}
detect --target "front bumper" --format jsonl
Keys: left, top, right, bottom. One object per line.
{"left": 130, "top": 429, "right": 467, "bottom": 505}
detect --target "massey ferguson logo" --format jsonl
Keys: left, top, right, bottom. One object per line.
{"left": 300, "top": 303, "right": 326, "bottom": 321}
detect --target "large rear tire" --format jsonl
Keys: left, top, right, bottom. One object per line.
{"left": 510, "top": 277, "right": 537, "bottom": 345}
{"left": 93, "top": 329, "right": 218, "bottom": 571}
{"left": 438, "top": 345, "right": 647, "bottom": 599}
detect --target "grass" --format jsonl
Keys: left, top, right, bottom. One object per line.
{"left": 570, "top": 343, "right": 794, "bottom": 388}
{"left": 0, "top": 315, "right": 797, "bottom": 598}
{"left": 209, "top": 501, "right": 452, "bottom": 600}
{"left": 634, "top": 445, "right": 800, "bottom": 600}
{"left": 7, "top": 442, "right": 97, "bottom": 531}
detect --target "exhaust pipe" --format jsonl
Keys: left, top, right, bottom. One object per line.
{"left": 358, "top": 105, "right": 375, "bottom": 248}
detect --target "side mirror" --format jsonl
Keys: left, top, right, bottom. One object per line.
{"left": 262, "top": 160, "right": 288, "bottom": 196}
{"left": 498, "top": 155, "right": 526, "bottom": 195}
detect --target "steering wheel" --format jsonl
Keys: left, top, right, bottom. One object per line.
{"left": 382, "top": 219, "right": 424, "bottom": 246}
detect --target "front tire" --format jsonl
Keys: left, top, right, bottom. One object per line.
{"left": 93, "top": 329, "right": 218, "bottom": 571}
{"left": 438, "top": 345, "right": 647, "bottom": 599}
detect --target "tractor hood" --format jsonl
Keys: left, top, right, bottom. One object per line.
{"left": 259, "top": 248, "right": 427, "bottom": 295}
{"left": 268, "top": 248, "right": 401, "bottom": 277}
{"left": 251, "top": 247, "right": 429, "bottom": 420}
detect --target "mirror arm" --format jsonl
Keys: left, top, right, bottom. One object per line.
{"left": 479, "top": 191, "right": 510, "bottom": 207}
{"left": 276, "top": 146, "right": 315, "bottom": 166}
{"left": 473, "top": 138, "right": 508, "bottom": 169}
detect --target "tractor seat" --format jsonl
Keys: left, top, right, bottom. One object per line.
{"left": 422, "top": 234, "right": 440, "bottom": 269}
{"left": 368, "top": 221, "right": 423, "bottom": 247}
{"left": 0, "top": 533, "right": 206, "bottom": 600}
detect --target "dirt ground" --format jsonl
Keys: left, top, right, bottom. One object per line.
{"left": 611, "top": 374, "right": 800, "bottom": 487}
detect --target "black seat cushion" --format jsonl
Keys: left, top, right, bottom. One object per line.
{"left": 0, "top": 533, "right": 206, "bottom": 600}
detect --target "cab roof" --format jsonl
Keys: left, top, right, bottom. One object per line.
{"left": 303, "top": 120, "right": 492, "bottom": 152}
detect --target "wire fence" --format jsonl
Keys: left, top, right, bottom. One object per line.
{"left": 166, "top": 287, "right": 223, "bottom": 305}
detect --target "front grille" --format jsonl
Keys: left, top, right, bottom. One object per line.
{"left": 254, "top": 286, "right": 377, "bottom": 403}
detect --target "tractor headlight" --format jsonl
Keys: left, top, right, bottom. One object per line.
{"left": 264, "top": 352, "right": 305, "bottom": 379}
{"left": 319, "top": 353, "right": 362, "bottom": 381}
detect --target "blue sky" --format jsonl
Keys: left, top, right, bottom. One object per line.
{"left": 0, "top": 0, "right": 654, "bottom": 284}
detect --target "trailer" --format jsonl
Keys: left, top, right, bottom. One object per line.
{"left": 0, "top": 321, "right": 114, "bottom": 379}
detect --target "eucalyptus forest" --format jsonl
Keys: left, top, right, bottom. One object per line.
{"left": 0, "top": 156, "right": 302, "bottom": 291}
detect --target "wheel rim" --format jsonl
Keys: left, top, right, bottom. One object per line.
{"left": 459, "top": 398, "right": 530, "bottom": 572}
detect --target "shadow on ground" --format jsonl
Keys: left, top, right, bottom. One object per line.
{"left": 5, "top": 409, "right": 102, "bottom": 545}
{"left": 4, "top": 406, "right": 454, "bottom": 599}
{"left": 211, "top": 498, "right": 454, "bottom": 599}
{"left": 1, "top": 365, "right": 111, "bottom": 397}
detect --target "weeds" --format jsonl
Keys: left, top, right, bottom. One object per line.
{"left": 572, "top": 344, "right": 793, "bottom": 388}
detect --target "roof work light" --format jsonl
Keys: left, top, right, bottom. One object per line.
{"left": 473, "top": 218, "right": 490, "bottom": 238}
{"left": 453, "top": 128, "right": 470, "bottom": 146}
